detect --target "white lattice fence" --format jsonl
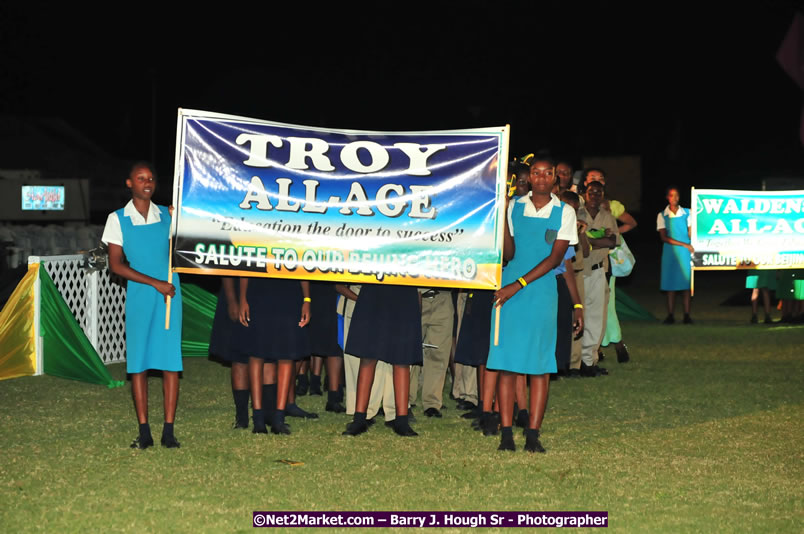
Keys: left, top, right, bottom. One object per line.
{"left": 31, "top": 255, "right": 127, "bottom": 364}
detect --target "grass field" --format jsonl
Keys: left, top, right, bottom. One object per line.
{"left": 1, "top": 269, "right": 802, "bottom": 533}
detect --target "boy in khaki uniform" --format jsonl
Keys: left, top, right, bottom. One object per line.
{"left": 409, "top": 288, "right": 454, "bottom": 417}
{"left": 577, "top": 182, "right": 619, "bottom": 377}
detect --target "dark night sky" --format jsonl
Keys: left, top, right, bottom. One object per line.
{"left": 1, "top": 1, "right": 803, "bottom": 209}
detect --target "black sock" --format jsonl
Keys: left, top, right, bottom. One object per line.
{"left": 501, "top": 426, "right": 513, "bottom": 440}
{"left": 272, "top": 409, "right": 286, "bottom": 427}
{"left": 139, "top": 422, "right": 152, "bottom": 440}
{"left": 162, "top": 422, "right": 174, "bottom": 439}
{"left": 252, "top": 408, "right": 265, "bottom": 429}
{"left": 353, "top": 411, "right": 367, "bottom": 425}
{"left": 233, "top": 389, "right": 249, "bottom": 424}
{"left": 264, "top": 384, "right": 277, "bottom": 420}
{"left": 394, "top": 414, "right": 409, "bottom": 427}
{"left": 525, "top": 428, "right": 540, "bottom": 440}
{"left": 337, "top": 385, "right": 344, "bottom": 402}
{"left": 310, "top": 374, "right": 321, "bottom": 388}
{"left": 327, "top": 390, "right": 338, "bottom": 404}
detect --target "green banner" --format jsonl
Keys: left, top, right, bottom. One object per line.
{"left": 39, "top": 266, "right": 124, "bottom": 388}
{"left": 180, "top": 283, "right": 216, "bottom": 357}
{"left": 691, "top": 189, "right": 804, "bottom": 270}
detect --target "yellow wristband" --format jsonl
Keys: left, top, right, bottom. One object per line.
{"left": 303, "top": 297, "right": 311, "bottom": 303}
{"left": 574, "top": 304, "right": 584, "bottom": 309}
{"left": 518, "top": 277, "right": 527, "bottom": 288}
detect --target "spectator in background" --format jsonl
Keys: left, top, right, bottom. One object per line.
{"left": 657, "top": 186, "right": 694, "bottom": 324}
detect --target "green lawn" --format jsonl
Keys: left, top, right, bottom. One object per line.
{"left": 1, "top": 270, "right": 802, "bottom": 533}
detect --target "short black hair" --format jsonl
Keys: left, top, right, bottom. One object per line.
{"left": 582, "top": 168, "right": 605, "bottom": 182}
{"left": 560, "top": 190, "right": 579, "bottom": 204}
{"left": 585, "top": 180, "right": 605, "bottom": 192}
{"left": 128, "top": 161, "right": 156, "bottom": 179}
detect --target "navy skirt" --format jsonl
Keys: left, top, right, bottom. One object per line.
{"left": 345, "top": 284, "right": 423, "bottom": 366}
{"left": 308, "top": 282, "right": 343, "bottom": 357}
{"left": 240, "top": 278, "right": 311, "bottom": 361}
{"left": 555, "top": 275, "right": 572, "bottom": 372}
{"left": 209, "top": 278, "right": 249, "bottom": 364}
{"left": 455, "top": 290, "right": 493, "bottom": 367}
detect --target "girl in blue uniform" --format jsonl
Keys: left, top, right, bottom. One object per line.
{"left": 657, "top": 186, "right": 694, "bottom": 324}
{"left": 488, "top": 157, "right": 577, "bottom": 453}
{"left": 103, "top": 162, "right": 182, "bottom": 449}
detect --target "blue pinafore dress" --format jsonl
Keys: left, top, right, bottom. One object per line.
{"left": 660, "top": 209, "right": 691, "bottom": 291}
{"left": 118, "top": 205, "right": 183, "bottom": 373}
{"left": 486, "top": 201, "right": 562, "bottom": 375}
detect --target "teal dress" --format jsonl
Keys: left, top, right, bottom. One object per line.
{"left": 118, "top": 205, "right": 183, "bottom": 374}
{"left": 486, "top": 201, "right": 562, "bottom": 375}
{"left": 660, "top": 209, "right": 691, "bottom": 291}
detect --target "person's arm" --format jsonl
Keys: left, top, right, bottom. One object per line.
{"left": 299, "top": 281, "right": 311, "bottom": 327}
{"left": 577, "top": 219, "right": 591, "bottom": 258}
{"left": 561, "top": 259, "right": 584, "bottom": 335}
{"left": 335, "top": 284, "right": 358, "bottom": 301}
{"left": 108, "top": 243, "right": 175, "bottom": 300}
{"left": 617, "top": 211, "right": 638, "bottom": 234}
{"left": 502, "top": 198, "right": 515, "bottom": 262}
{"left": 221, "top": 277, "right": 239, "bottom": 322}
{"left": 659, "top": 228, "right": 694, "bottom": 252}
{"left": 588, "top": 234, "right": 616, "bottom": 249}
{"left": 495, "top": 239, "right": 569, "bottom": 306}
{"left": 238, "top": 277, "right": 250, "bottom": 327}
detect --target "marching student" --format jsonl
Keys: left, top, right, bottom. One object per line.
{"left": 342, "top": 284, "right": 422, "bottom": 437}
{"left": 208, "top": 277, "right": 250, "bottom": 429}
{"left": 577, "top": 181, "right": 618, "bottom": 377}
{"left": 103, "top": 162, "right": 182, "bottom": 449}
{"left": 238, "top": 277, "right": 311, "bottom": 434}
{"left": 487, "top": 157, "right": 577, "bottom": 453}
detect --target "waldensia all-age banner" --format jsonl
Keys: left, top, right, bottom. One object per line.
{"left": 691, "top": 188, "right": 804, "bottom": 270}
{"left": 171, "top": 109, "right": 509, "bottom": 289}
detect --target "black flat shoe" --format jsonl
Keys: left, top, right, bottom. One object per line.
{"left": 130, "top": 436, "right": 154, "bottom": 450}
{"left": 232, "top": 419, "right": 249, "bottom": 430}
{"left": 325, "top": 401, "right": 346, "bottom": 413}
{"left": 286, "top": 404, "right": 319, "bottom": 419}
{"left": 482, "top": 414, "right": 500, "bottom": 436}
{"left": 342, "top": 420, "right": 368, "bottom": 436}
{"left": 424, "top": 407, "right": 442, "bottom": 418}
{"left": 252, "top": 424, "right": 268, "bottom": 434}
{"left": 295, "top": 375, "right": 309, "bottom": 396}
{"left": 616, "top": 344, "right": 630, "bottom": 363}
{"left": 683, "top": 314, "right": 693, "bottom": 324}
{"left": 393, "top": 423, "right": 418, "bottom": 437}
{"left": 497, "top": 435, "right": 515, "bottom": 451}
{"left": 663, "top": 314, "right": 675, "bottom": 325}
{"left": 524, "top": 430, "right": 546, "bottom": 453}
{"left": 271, "top": 422, "right": 291, "bottom": 435}
{"left": 160, "top": 435, "right": 181, "bottom": 449}
{"left": 461, "top": 408, "right": 481, "bottom": 419}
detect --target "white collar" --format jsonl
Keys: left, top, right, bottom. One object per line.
{"left": 516, "top": 192, "right": 561, "bottom": 207}
{"left": 123, "top": 200, "right": 161, "bottom": 222}
{"left": 662, "top": 205, "right": 687, "bottom": 217}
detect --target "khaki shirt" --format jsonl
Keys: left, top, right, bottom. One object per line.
{"left": 577, "top": 206, "right": 619, "bottom": 275}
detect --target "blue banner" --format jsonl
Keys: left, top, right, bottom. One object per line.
{"left": 171, "top": 109, "right": 509, "bottom": 289}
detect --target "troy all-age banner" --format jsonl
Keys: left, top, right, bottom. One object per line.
{"left": 170, "top": 109, "right": 509, "bottom": 289}
{"left": 691, "top": 188, "right": 804, "bottom": 270}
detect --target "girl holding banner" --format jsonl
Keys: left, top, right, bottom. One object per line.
{"left": 487, "top": 157, "right": 577, "bottom": 453}
{"left": 102, "top": 162, "right": 182, "bottom": 449}
{"left": 657, "top": 186, "right": 694, "bottom": 324}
